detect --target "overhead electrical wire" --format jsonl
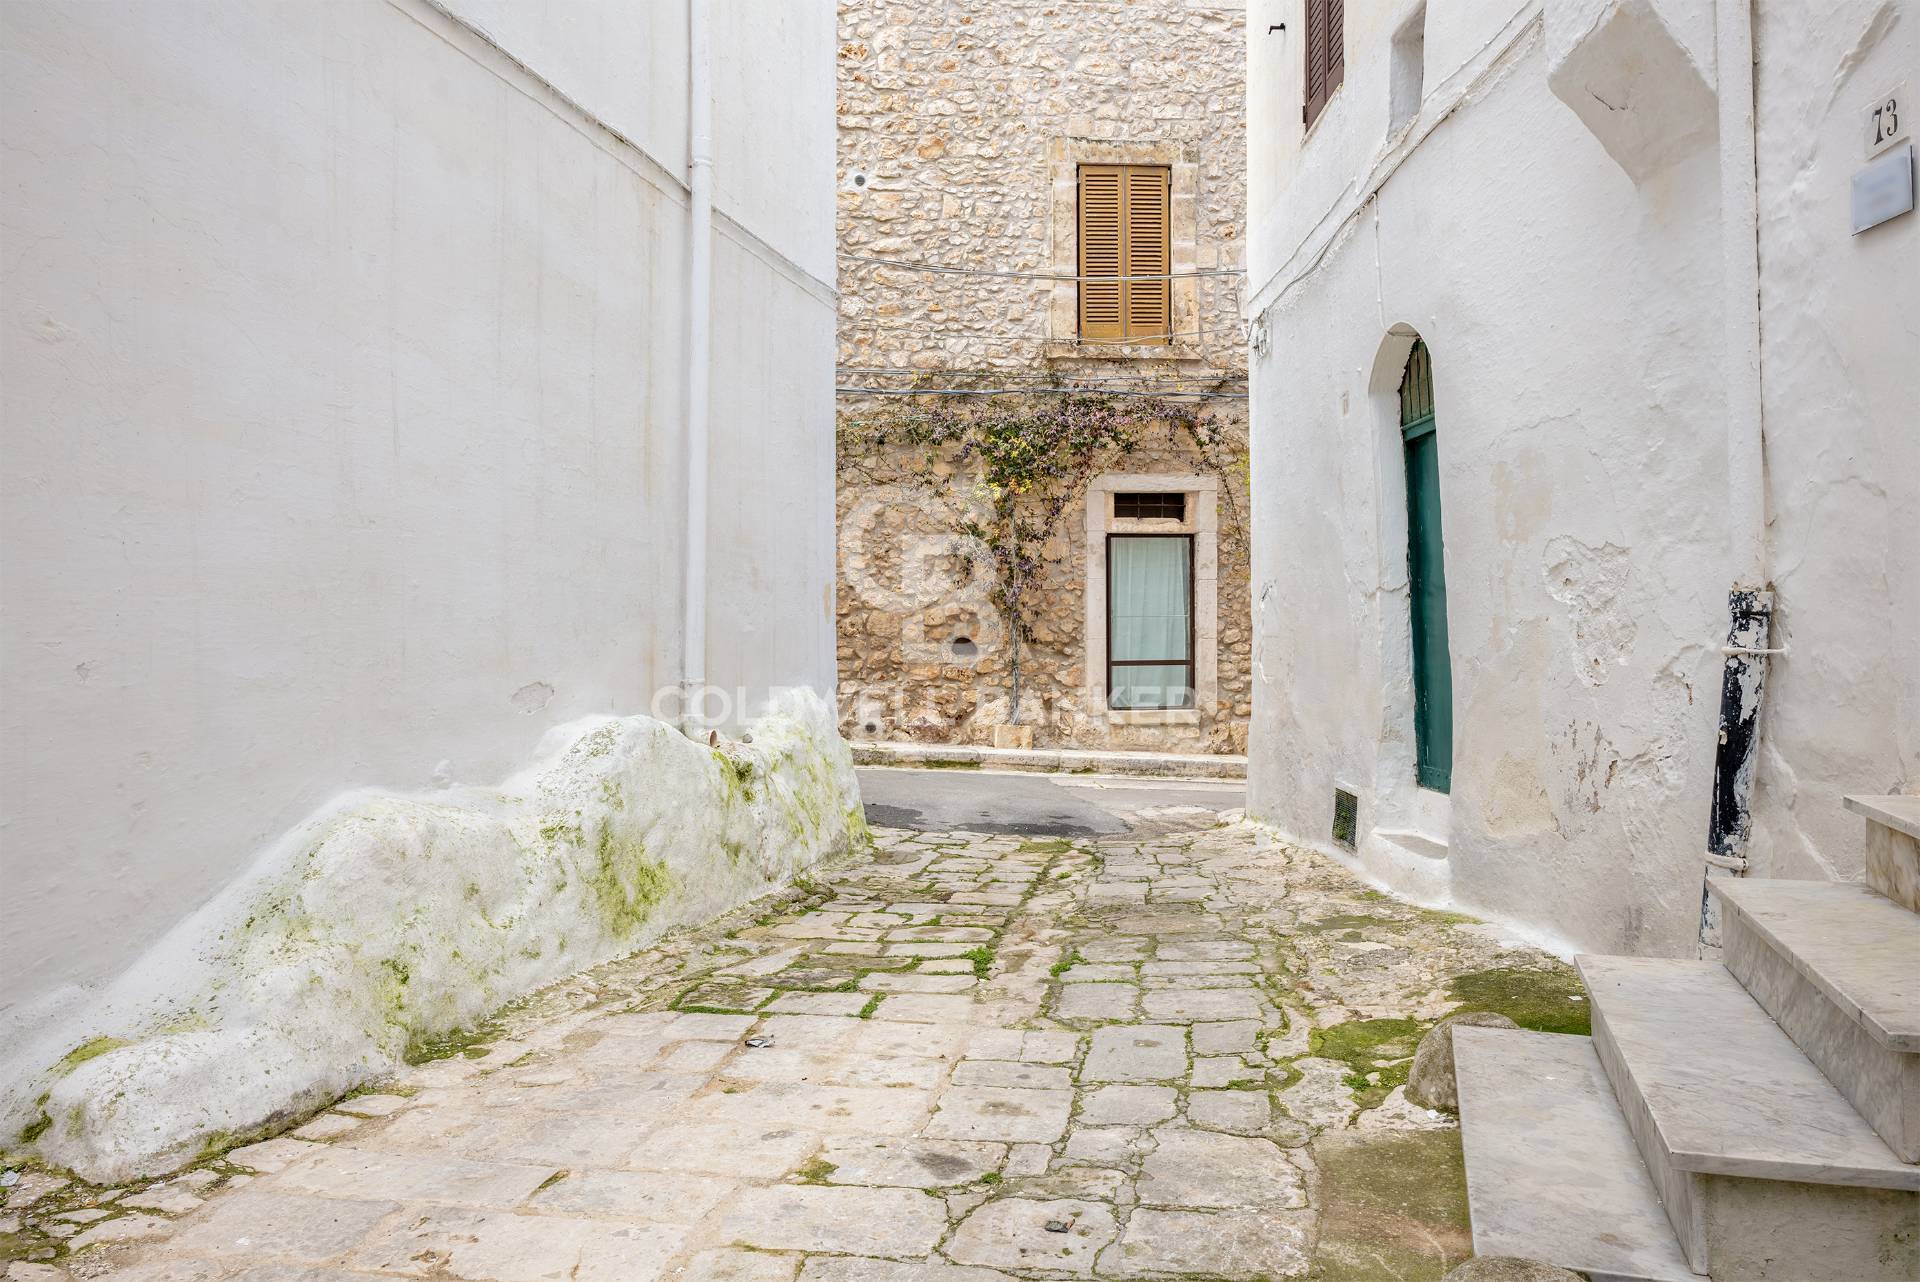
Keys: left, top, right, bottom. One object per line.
{"left": 840, "top": 251, "right": 1245, "bottom": 283}
{"left": 840, "top": 319, "right": 1243, "bottom": 348}
{"left": 837, "top": 385, "right": 1247, "bottom": 401}
{"left": 837, "top": 365, "right": 1243, "bottom": 378}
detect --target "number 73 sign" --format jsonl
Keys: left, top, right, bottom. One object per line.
{"left": 1868, "top": 87, "right": 1908, "bottom": 159}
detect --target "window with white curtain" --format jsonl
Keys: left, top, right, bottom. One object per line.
{"left": 1107, "top": 534, "right": 1194, "bottom": 709}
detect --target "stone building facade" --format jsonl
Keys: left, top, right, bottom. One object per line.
{"left": 836, "top": 0, "right": 1252, "bottom": 754}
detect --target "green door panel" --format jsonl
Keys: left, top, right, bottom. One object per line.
{"left": 1404, "top": 425, "right": 1453, "bottom": 792}
{"left": 1400, "top": 341, "right": 1452, "bottom": 794}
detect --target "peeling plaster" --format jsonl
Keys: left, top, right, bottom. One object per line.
{"left": 1542, "top": 537, "right": 1637, "bottom": 686}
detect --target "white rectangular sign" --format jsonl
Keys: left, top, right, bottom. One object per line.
{"left": 1851, "top": 143, "right": 1915, "bottom": 235}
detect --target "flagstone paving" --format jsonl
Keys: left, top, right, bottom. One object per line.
{"left": 3, "top": 815, "right": 1591, "bottom": 1282}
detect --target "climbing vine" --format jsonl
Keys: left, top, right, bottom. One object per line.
{"left": 841, "top": 389, "right": 1244, "bottom": 723}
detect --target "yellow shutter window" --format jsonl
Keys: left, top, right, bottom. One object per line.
{"left": 1077, "top": 164, "right": 1171, "bottom": 344}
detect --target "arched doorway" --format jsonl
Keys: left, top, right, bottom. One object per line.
{"left": 1400, "top": 339, "right": 1452, "bottom": 792}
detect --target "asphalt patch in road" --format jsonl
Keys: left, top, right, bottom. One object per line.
{"left": 863, "top": 801, "right": 1110, "bottom": 837}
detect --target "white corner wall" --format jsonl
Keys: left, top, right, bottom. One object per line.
{"left": 0, "top": 0, "right": 837, "bottom": 1032}
{"left": 1245, "top": 0, "right": 1918, "bottom": 955}
{"left": 1746, "top": 0, "right": 1920, "bottom": 878}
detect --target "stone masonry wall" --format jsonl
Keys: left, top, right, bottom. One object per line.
{"left": 836, "top": 0, "right": 1250, "bottom": 754}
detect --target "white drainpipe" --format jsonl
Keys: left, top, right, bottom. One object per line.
{"left": 1718, "top": 0, "right": 1765, "bottom": 588}
{"left": 681, "top": 0, "right": 713, "bottom": 734}
{"left": 1700, "top": 0, "right": 1773, "bottom": 944}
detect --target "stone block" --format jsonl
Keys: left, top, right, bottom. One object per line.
{"left": 275, "top": 1147, "right": 557, "bottom": 1208}
{"left": 925, "top": 1086, "right": 1073, "bottom": 1143}
{"left": 1137, "top": 1128, "right": 1304, "bottom": 1208}
{"left": 1108, "top": 1207, "right": 1311, "bottom": 1278}
{"left": 351, "top": 1206, "right": 686, "bottom": 1281}
{"left": 168, "top": 1190, "right": 397, "bottom": 1261}
{"left": 1081, "top": 1025, "right": 1187, "bottom": 1082}
{"left": 944, "top": 1197, "right": 1116, "bottom": 1274}
{"left": 715, "top": 1185, "right": 948, "bottom": 1257}
{"left": 530, "top": 1169, "right": 735, "bottom": 1221}
{"left": 816, "top": 1135, "right": 1005, "bottom": 1187}
{"left": 1078, "top": 1084, "right": 1177, "bottom": 1126}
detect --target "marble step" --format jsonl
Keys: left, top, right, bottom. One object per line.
{"left": 1579, "top": 953, "right": 1920, "bottom": 1279}
{"left": 1711, "top": 877, "right": 1920, "bottom": 1160}
{"left": 1454, "top": 1025, "right": 1693, "bottom": 1282}
{"left": 1847, "top": 795, "right": 1920, "bottom": 913}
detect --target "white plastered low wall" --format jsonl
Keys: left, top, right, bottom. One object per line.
{"left": 0, "top": 691, "right": 861, "bottom": 1183}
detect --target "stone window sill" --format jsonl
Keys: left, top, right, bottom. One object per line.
{"left": 1045, "top": 340, "right": 1206, "bottom": 362}
{"left": 1107, "top": 708, "right": 1201, "bottom": 726}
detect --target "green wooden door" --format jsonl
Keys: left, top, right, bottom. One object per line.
{"left": 1401, "top": 342, "right": 1453, "bottom": 793}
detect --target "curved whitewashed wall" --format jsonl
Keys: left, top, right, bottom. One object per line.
{"left": 0, "top": 0, "right": 838, "bottom": 1051}
{"left": 1243, "top": 0, "right": 1916, "bottom": 955}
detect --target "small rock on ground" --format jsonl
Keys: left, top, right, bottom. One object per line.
{"left": 1407, "top": 1011, "right": 1519, "bottom": 1112}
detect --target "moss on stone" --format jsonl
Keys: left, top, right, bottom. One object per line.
{"left": 1447, "top": 963, "right": 1590, "bottom": 1036}
{"left": 587, "top": 827, "right": 676, "bottom": 937}
{"left": 1018, "top": 838, "right": 1076, "bottom": 855}
{"left": 1302, "top": 913, "right": 1409, "bottom": 933}
{"left": 20, "top": 1110, "right": 52, "bottom": 1144}
{"left": 795, "top": 1156, "right": 839, "bottom": 1184}
{"left": 1307, "top": 1128, "right": 1472, "bottom": 1281}
{"left": 403, "top": 1020, "right": 502, "bottom": 1066}
{"left": 52, "top": 1037, "right": 130, "bottom": 1078}
{"left": 1307, "top": 1017, "right": 1426, "bottom": 1107}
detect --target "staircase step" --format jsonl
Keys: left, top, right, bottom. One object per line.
{"left": 1847, "top": 794, "right": 1920, "bottom": 913}
{"left": 1580, "top": 954, "right": 1920, "bottom": 1277}
{"left": 1711, "top": 878, "right": 1920, "bottom": 1160}
{"left": 1455, "top": 1025, "right": 1693, "bottom": 1282}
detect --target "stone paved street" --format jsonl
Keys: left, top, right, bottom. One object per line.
{"left": 6, "top": 812, "right": 1589, "bottom": 1282}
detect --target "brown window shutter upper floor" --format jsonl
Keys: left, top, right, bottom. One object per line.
{"left": 1079, "top": 165, "right": 1125, "bottom": 340}
{"left": 1078, "top": 164, "right": 1171, "bottom": 344}
{"left": 1304, "top": 0, "right": 1344, "bottom": 130}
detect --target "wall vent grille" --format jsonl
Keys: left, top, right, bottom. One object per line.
{"left": 1332, "top": 788, "right": 1359, "bottom": 850}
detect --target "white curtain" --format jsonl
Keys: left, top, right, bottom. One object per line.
{"left": 1110, "top": 536, "right": 1192, "bottom": 709}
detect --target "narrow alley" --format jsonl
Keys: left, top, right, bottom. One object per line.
{"left": 10, "top": 802, "right": 1586, "bottom": 1281}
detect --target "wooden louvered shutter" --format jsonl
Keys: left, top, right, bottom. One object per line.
{"left": 1079, "top": 166, "right": 1125, "bottom": 340}
{"left": 1304, "top": 0, "right": 1326, "bottom": 126}
{"left": 1326, "top": 0, "right": 1345, "bottom": 101}
{"left": 1304, "top": 0, "right": 1343, "bottom": 129}
{"left": 1123, "top": 166, "right": 1170, "bottom": 342}
{"left": 1078, "top": 164, "right": 1170, "bottom": 343}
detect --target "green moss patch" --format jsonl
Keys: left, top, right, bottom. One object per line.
{"left": 52, "top": 1036, "right": 130, "bottom": 1077}
{"left": 1447, "top": 964, "right": 1590, "bottom": 1036}
{"left": 1017, "top": 838, "right": 1076, "bottom": 855}
{"left": 1307, "top": 1017, "right": 1426, "bottom": 1107}
{"left": 1308, "top": 1128, "right": 1472, "bottom": 1281}
{"left": 403, "top": 1020, "right": 502, "bottom": 1066}
{"left": 795, "top": 1156, "right": 839, "bottom": 1185}
{"left": 587, "top": 829, "right": 677, "bottom": 937}
{"left": 1301, "top": 913, "right": 1409, "bottom": 934}
{"left": 962, "top": 945, "right": 995, "bottom": 979}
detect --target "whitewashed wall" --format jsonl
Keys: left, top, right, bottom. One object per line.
{"left": 1243, "top": 0, "right": 1916, "bottom": 955}
{"left": 1746, "top": 0, "right": 1920, "bottom": 883}
{"left": 0, "top": 0, "right": 836, "bottom": 1030}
